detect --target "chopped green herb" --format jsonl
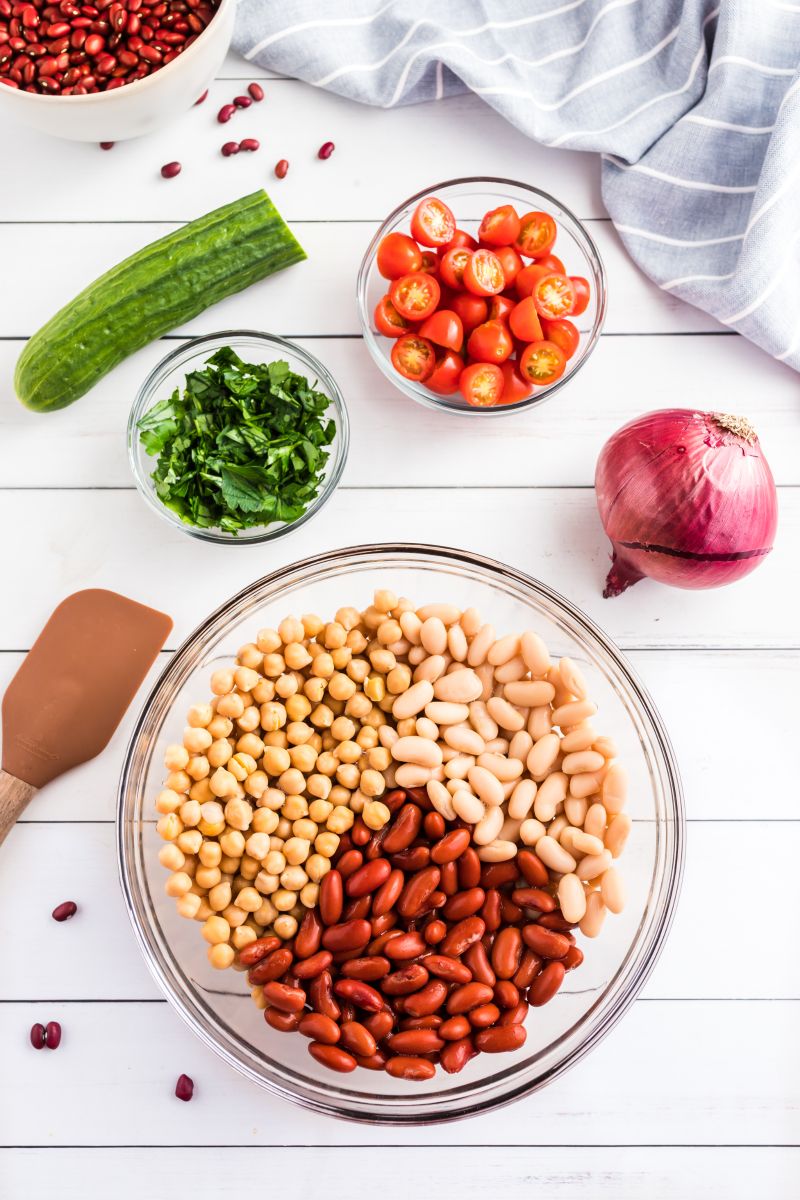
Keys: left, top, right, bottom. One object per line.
{"left": 138, "top": 347, "right": 336, "bottom": 534}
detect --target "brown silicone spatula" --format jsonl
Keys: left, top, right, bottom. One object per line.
{"left": 0, "top": 589, "right": 172, "bottom": 847}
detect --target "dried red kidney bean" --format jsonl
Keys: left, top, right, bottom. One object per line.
{"left": 51, "top": 901, "right": 77, "bottom": 921}
{"left": 30, "top": 1023, "right": 46, "bottom": 1049}
{"left": 45, "top": 1021, "right": 62, "bottom": 1050}
{"left": 317, "top": 140, "right": 335, "bottom": 159}
{"left": 175, "top": 1073, "right": 194, "bottom": 1101}
{"left": 160, "top": 161, "right": 181, "bottom": 178}
{"left": 247, "top": 80, "right": 263, "bottom": 101}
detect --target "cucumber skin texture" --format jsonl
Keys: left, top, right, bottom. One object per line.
{"left": 15, "top": 189, "right": 307, "bottom": 413}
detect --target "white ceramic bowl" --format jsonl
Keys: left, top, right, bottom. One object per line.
{"left": 0, "top": 0, "right": 235, "bottom": 142}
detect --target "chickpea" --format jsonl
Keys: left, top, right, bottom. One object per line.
{"left": 233, "top": 666, "right": 260, "bottom": 694}
{"left": 165, "top": 770, "right": 191, "bottom": 794}
{"left": 202, "top": 915, "right": 231, "bottom": 945}
{"left": 363, "top": 800, "right": 391, "bottom": 830}
{"left": 245, "top": 832, "right": 270, "bottom": 862}
{"left": 310, "top": 652, "right": 334, "bottom": 680}
{"left": 244, "top": 770, "right": 270, "bottom": 800}
{"left": 273, "top": 914, "right": 298, "bottom": 940}
{"left": 255, "top": 870, "right": 279, "bottom": 895}
{"left": 183, "top": 726, "right": 213, "bottom": 754}
{"left": 165, "top": 871, "right": 193, "bottom": 898}
{"left": 264, "top": 849, "right": 287, "bottom": 875}
{"left": 281, "top": 865, "right": 308, "bottom": 891}
{"left": 305, "top": 853, "right": 331, "bottom": 883}
{"left": 209, "top": 882, "right": 232, "bottom": 912}
{"left": 251, "top": 808, "right": 279, "bottom": 836}
{"left": 207, "top": 715, "right": 233, "bottom": 740}
{"left": 177, "top": 892, "right": 202, "bottom": 920}
{"left": 198, "top": 840, "right": 222, "bottom": 868}
{"left": 377, "top": 618, "right": 403, "bottom": 646}
{"left": 219, "top": 829, "right": 245, "bottom": 858}
{"left": 299, "top": 882, "right": 320, "bottom": 909}
{"left": 159, "top": 843, "right": 185, "bottom": 871}
{"left": 207, "top": 739, "right": 232, "bottom": 769}
{"left": 365, "top": 672, "right": 387, "bottom": 702}
{"left": 329, "top": 785, "right": 351, "bottom": 807}
{"left": 257, "top": 788, "right": 285, "bottom": 812}
{"left": 362, "top": 605, "right": 384, "bottom": 631}
{"left": 196, "top": 865, "right": 222, "bottom": 890}
{"left": 374, "top": 589, "right": 398, "bottom": 614}
{"left": 275, "top": 816, "right": 292, "bottom": 840}
{"left": 314, "top": 831, "right": 340, "bottom": 858}
{"left": 262, "top": 653, "right": 286, "bottom": 678}
{"left": 255, "top": 899, "right": 278, "bottom": 927}
{"left": 236, "top": 732, "right": 265, "bottom": 760}
{"left": 360, "top": 768, "right": 385, "bottom": 798}
{"left": 308, "top": 798, "right": 333, "bottom": 824}
{"left": 327, "top": 672, "right": 356, "bottom": 703}
{"left": 346, "top": 693, "right": 372, "bottom": 720}
{"left": 304, "top": 676, "right": 327, "bottom": 704}
{"left": 237, "top": 706, "right": 261, "bottom": 733}
{"left": 278, "top": 768, "right": 306, "bottom": 796}
{"left": 302, "top": 613, "right": 324, "bottom": 638}
{"left": 251, "top": 680, "right": 274, "bottom": 705}
{"left": 272, "top": 888, "right": 297, "bottom": 913}
{"left": 235, "top": 886, "right": 263, "bottom": 913}
{"left": 156, "top": 813, "right": 182, "bottom": 841}
{"left": 284, "top": 642, "right": 312, "bottom": 670}
{"left": 334, "top": 763, "right": 358, "bottom": 791}
{"left": 347, "top": 630, "right": 368, "bottom": 654}
{"left": 356, "top": 726, "right": 379, "bottom": 750}
{"left": 387, "top": 664, "right": 412, "bottom": 694}
{"left": 156, "top": 789, "right": 182, "bottom": 815}
{"left": 177, "top": 829, "right": 203, "bottom": 855}
{"left": 238, "top": 854, "right": 260, "bottom": 881}
{"left": 189, "top": 779, "right": 213, "bottom": 804}
{"left": 274, "top": 672, "right": 298, "bottom": 700}
{"left": 285, "top": 694, "right": 312, "bottom": 722}
{"left": 210, "top": 669, "right": 235, "bottom": 696}
{"left": 164, "top": 744, "right": 190, "bottom": 772}
{"left": 232, "top": 925, "right": 258, "bottom": 951}
{"left": 217, "top": 692, "right": 245, "bottom": 720}
{"left": 260, "top": 702, "right": 287, "bottom": 732}
{"left": 179, "top": 799, "right": 202, "bottom": 827}
{"left": 368, "top": 746, "right": 391, "bottom": 772}
{"left": 228, "top": 752, "right": 256, "bottom": 782}
{"left": 292, "top": 818, "right": 318, "bottom": 841}
{"left": 222, "top": 903, "right": 248, "bottom": 929}
{"left": 284, "top": 836, "right": 311, "bottom": 865}
{"left": 187, "top": 703, "right": 214, "bottom": 728}
{"left": 223, "top": 798, "right": 253, "bottom": 831}
{"left": 257, "top": 628, "right": 281, "bottom": 654}
{"left": 349, "top": 789, "right": 366, "bottom": 814}
{"left": 220, "top": 854, "right": 241, "bottom": 874}
{"left": 186, "top": 755, "right": 210, "bottom": 782}
{"left": 307, "top": 774, "right": 332, "bottom": 801}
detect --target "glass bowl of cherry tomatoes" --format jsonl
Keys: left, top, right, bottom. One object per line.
{"left": 356, "top": 177, "right": 607, "bottom": 415}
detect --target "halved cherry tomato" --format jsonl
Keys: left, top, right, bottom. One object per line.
{"left": 374, "top": 294, "right": 411, "bottom": 338}
{"left": 515, "top": 211, "right": 557, "bottom": 259}
{"left": 467, "top": 319, "right": 513, "bottom": 364}
{"left": 531, "top": 273, "right": 576, "bottom": 320}
{"left": 419, "top": 308, "right": 464, "bottom": 352}
{"left": 450, "top": 292, "right": 489, "bottom": 333}
{"left": 426, "top": 350, "right": 464, "bottom": 395}
{"left": 519, "top": 340, "right": 566, "bottom": 385}
{"left": 459, "top": 362, "right": 505, "bottom": 407}
{"left": 515, "top": 263, "right": 550, "bottom": 298}
{"left": 440, "top": 229, "right": 478, "bottom": 254}
{"left": 377, "top": 232, "right": 423, "bottom": 280}
{"left": 488, "top": 294, "right": 516, "bottom": 322}
{"left": 391, "top": 333, "right": 436, "bottom": 382}
{"left": 536, "top": 253, "right": 566, "bottom": 275}
{"left": 478, "top": 204, "right": 521, "bottom": 247}
{"left": 390, "top": 272, "right": 441, "bottom": 321}
{"left": 541, "top": 317, "right": 580, "bottom": 359}
{"left": 493, "top": 245, "right": 523, "bottom": 287}
{"left": 508, "top": 297, "right": 544, "bottom": 343}
{"left": 499, "top": 360, "right": 533, "bottom": 405}
{"left": 439, "top": 247, "right": 472, "bottom": 290}
{"left": 410, "top": 196, "right": 456, "bottom": 247}
{"left": 569, "top": 276, "right": 591, "bottom": 315}
{"left": 419, "top": 251, "right": 439, "bottom": 275}
{"left": 463, "top": 248, "right": 505, "bottom": 296}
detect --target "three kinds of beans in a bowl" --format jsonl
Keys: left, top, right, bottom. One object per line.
{"left": 156, "top": 593, "right": 630, "bottom": 1079}
{"left": 0, "top": 0, "right": 218, "bottom": 96}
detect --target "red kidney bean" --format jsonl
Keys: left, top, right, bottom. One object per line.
{"left": 99, "top": 140, "right": 114, "bottom": 149}
{"left": 424, "top": 811, "right": 445, "bottom": 840}
{"left": 274, "top": 158, "right": 290, "bottom": 178}
{"left": 499, "top": 894, "right": 524, "bottom": 924}
{"left": 233, "top": 93, "right": 251, "bottom": 107}
{"left": 399, "top": 1014, "right": 443, "bottom": 1031}
{"left": 538, "top": 912, "right": 577, "bottom": 932}
{"left": 513, "top": 948, "right": 542, "bottom": 990}
{"left": 351, "top": 817, "right": 370, "bottom": 846}
{"left": 160, "top": 161, "right": 181, "bottom": 178}
{"left": 363, "top": 1010, "right": 394, "bottom": 1041}
{"left": 308, "top": 1042, "right": 357, "bottom": 1073}
{"left": 369, "top": 928, "right": 404, "bottom": 955}
{"left": 371, "top": 912, "right": 397, "bottom": 936}
{"left": 463, "top": 941, "right": 496, "bottom": 987}
{"left": 248, "top": 80, "right": 264, "bottom": 101}
{"left": 383, "top": 788, "right": 408, "bottom": 813}
{"left": 382, "top": 804, "right": 422, "bottom": 853}
{"left": 194, "top": 88, "right": 208, "bottom": 105}
{"left": 422, "top": 954, "right": 472, "bottom": 985}
{"left": 441, "top": 916, "right": 485, "bottom": 958}
{"left": 564, "top": 945, "right": 584, "bottom": 971}
{"left": 239, "top": 137, "right": 260, "bottom": 152}
{"left": 174, "top": 1073, "right": 193, "bottom": 1101}
{"left": 439, "top": 1014, "right": 471, "bottom": 1040}
{"left": 431, "top": 828, "right": 471, "bottom": 864}
{"left": 521, "top": 924, "right": 570, "bottom": 960}
{"left": 491, "top": 927, "right": 522, "bottom": 979}
{"left": 238, "top": 935, "right": 281, "bottom": 967}
{"left": 333, "top": 978, "right": 384, "bottom": 1012}
{"left": 457, "top": 846, "right": 482, "bottom": 890}
{"left": 346, "top": 858, "right": 391, "bottom": 898}
{"left": 51, "top": 901, "right": 77, "bottom": 921}
{"left": 264, "top": 1006, "right": 302, "bottom": 1032}
{"left": 343, "top": 894, "right": 372, "bottom": 921}
{"left": 499, "top": 1000, "right": 529, "bottom": 1027}
{"left": 339, "top": 1021, "right": 376, "bottom": 1058}
{"left": 365, "top": 827, "right": 389, "bottom": 860}
{"left": 356, "top": 1051, "right": 388, "bottom": 1070}
{"left": 397, "top": 865, "right": 441, "bottom": 918}
{"left": 446, "top": 982, "right": 494, "bottom": 1014}
{"left": 336, "top": 850, "right": 364, "bottom": 880}
{"left": 322, "top": 919, "right": 371, "bottom": 954}
{"left": 440, "top": 1037, "right": 479, "bottom": 1074}
{"left": 480, "top": 888, "right": 502, "bottom": 933}
{"left": 480, "top": 861, "right": 519, "bottom": 889}
{"left": 308, "top": 971, "right": 341, "bottom": 1021}
{"left": 475, "top": 1024, "right": 527, "bottom": 1053}
{"left": 439, "top": 860, "right": 458, "bottom": 896}
{"left": 341, "top": 955, "right": 390, "bottom": 981}
{"left": 443, "top": 887, "right": 485, "bottom": 921}
{"left": 382, "top": 963, "right": 429, "bottom": 995}
{"left": 529, "top": 961, "right": 566, "bottom": 1007}
{"left": 293, "top": 950, "right": 333, "bottom": 980}
{"left": 402, "top": 979, "right": 448, "bottom": 1017}
{"left": 294, "top": 909, "right": 323, "bottom": 959}
{"left": 30, "top": 1023, "right": 46, "bottom": 1049}
{"left": 372, "top": 868, "right": 404, "bottom": 916}
{"left": 261, "top": 981, "right": 305, "bottom": 1013}
{"left": 217, "top": 103, "right": 235, "bottom": 122}
{"left": 388, "top": 1029, "right": 444, "bottom": 1055}
{"left": 493, "top": 980, "right": 520, "bottom": 1009}
{"left": 468, "top": 1003, "right": 500, "bottom": 1029}
{"left": 513, "top": 887, "right": 557, "bottom": 912}
{"left": 247, "top": 947, "right": 293, "bottom": 985}
{"left": 416, "top": 889, "right": 447, "bottom": 916}
{"left": 221, "top": 140, "right": 239, "bottom": 156}
{"left": 298, "top": 1012, "right": 340, "bottom": 1044}
{"left": 384, "top": 931, "right": 427, "bottom": 960}
{"left": 405, "top": 786, "right": 432, "bottom": 809}
{"left": 317, "top": 140, "right": 335, "bottom": 160}
{"left": 390, "top": 845, "right": 430, "bottom": 872}
{"left": 386, "top": 1055, "right": 435, "bottom": 1081}
{"left": 424, "top": 918, "right": 446, "bottom": 944}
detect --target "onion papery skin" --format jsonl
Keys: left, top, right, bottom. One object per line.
{"left": 595, "top": 408, "right": 778, "bottom": 597}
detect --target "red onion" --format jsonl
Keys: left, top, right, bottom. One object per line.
{"left": 595, "top": 409, "right": 778, "bottom": 597}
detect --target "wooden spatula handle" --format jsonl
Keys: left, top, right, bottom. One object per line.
{"left": 0, "top": 770, "right": 37, "bottom": 847}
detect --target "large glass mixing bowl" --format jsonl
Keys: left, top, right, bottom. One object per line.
{"left": 117, "top": 544, "right": 684, "bottom": 1123}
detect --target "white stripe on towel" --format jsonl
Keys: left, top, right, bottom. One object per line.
{"left": 725, "top": 231, "right": 800, "bottom": 323}
{"left": 604, "top": 154, "right": 757, "bottom": 193}
{"left": 683, "top": 115, "right": 775, "bottom": 135}
{"left": 615, "top": 224, "right": 744, "bottom": 247}
{"left": 661, "top": 271, "right": 736, "bottom": 289}
{"left": 708, "top": 55, "right": 797, "bottom": 77}
{"left": 244, "top": 1, "right": 398, "bottom": 60}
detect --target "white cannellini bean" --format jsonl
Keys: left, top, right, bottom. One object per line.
{"left": 536, "top": 835, "right": 577, "bottom": 874}
{"left": 468, "top": 701, "right": 497, "bottom": 741}
{"left": 476, "top": 662, "right": 495, "bottom": 701}
{"left": 392, "top": 679, "right": 434, "bottom": 720}
{"left": 552, "top": 699, "right": 598, "bottom": 729}
{"left": 477, "top": 839, "right": 518, "bottom": 862}
{"left": 425, "top": 701, "right": 469, "bottom": 725}
{"left": 548, "top": 814, "right": 568, "bottom": 841}
{"left": 417, "top": 603, "right": 461, "bottom": 625}
{"left": 519, "top": 818, "right": 546, "bottom": 846}
{"left": 584, "top": 802, "right": 608, "bottom": 841}
{"left": 487, "top": 634, "right": 520, "bottom": 666}
{"left": 420, "top": 616, "right": 448, "bottom": 656}
{"left": 604, "top": 813, "right": 632, "bottom": 858}
{"left": 427, "top": 779, "right": 457, "bottom": 821}
{"left": 394, "top": 763, "right": 433, "bottom": 788}
{"left": 413, "top": 654, "right": 447, "bottom": 684}
{"left": 562, "top": 750, "right": 605, "bottom": 776}
{"left": 432, "top": 668, "right": 483, "bottom": 703}
{"left": 407, "top": 645, "right": 426, "bottom": 666}
{"left": 570, "top": 829, "right": 605, "bottom": 856}
{"left": 378, "top": 724, "right": 399, "bottom": 749}
{"left": 503, "top": 680, "right": 556, "bottom": 707}
{"left": 460, "top": 607, "right": 482, "bottom": 637}
{"left": 527, "top": 733, "right": 561, "bottom": 780}
{"left": 560, "top": 724, "right": 598, "bottom": 753}
{"left": 508, "top": 730, "right": 532, "bottom": 763}
{"left": 452, "top": 790, "right": 486, "bottom": 824}
{"left": 392, "top": 736, "right": 443, "bottom": 768}
{"left": 468, "top": 764, "right": 505, "bottom": 807}
{"left": 500, "top": 816, "right": 522, "bottom": 842}
{"left": 472, "top": 805, "right": 505, "bottom": 845}
{"left": 564, "top": 796, "right": 588, "bottom": 828}
{"left": 447, "top": 624, "right": 468, "bottom": 661}
{"left": 476, "top": 752, "right": 523, "bottom": 782}
{"left": 601, "top": 867, "right": 626, "bottom": 913}
{"left": 415, "top": 717, "right": 439, "bottom": 741}
{"left": 486, "top": 696, "right": 526, "bottom": 733}
{"left": 602, "top": 763, "right": 628, "bottom": 815}
{"left": 559, "top": 656, "right": 588, "bottom": 700}
{"left": 444, "top": 754, "right": 475, "bottom": 780}
{"left": 399, "top": 610, "right": 422, "bottom": 644}
{"left": 467, "top": 624, "right": 495, "bottom": 667}
{"left": 484, "top": 737, "right": 509, "bottom": 756}
{"left": 508, "top": 778, "right": 537, "bottom": 820}
{"left": 569, "top": 772, "right": 602, "bottom": 799}
{"left": 576, "top": 849, "right": 613, "bottom": 882}
{"left": 494, "top": 656, "right": 526, "bottom": 683}
{"left": 520, "top": 630, "right": 551, "bottom": 676}
{"left": 558, "top": 873, "right": 587, "bottom": 923}
{"left": 580, "top": 890, "right": 607, "bottom": 938}
{"left": 443, "top": 724, "right": 486, "bottom": 756}
{"left": 593, "top": 735, "right": 618, "bottom": 760}
{"left": 527, "top": 706, "right": 553, "bottom": 741}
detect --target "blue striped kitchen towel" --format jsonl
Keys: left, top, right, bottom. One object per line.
{"left": 234, "top": 0, "right": 800, "bottom": 372}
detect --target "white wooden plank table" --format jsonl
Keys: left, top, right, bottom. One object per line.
{"left": 1, "top": 50, "right": 798, "bottom": 1200}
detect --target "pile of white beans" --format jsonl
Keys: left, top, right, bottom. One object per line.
{"left": 155, "top": 591, "right": 629, "bottom": 968}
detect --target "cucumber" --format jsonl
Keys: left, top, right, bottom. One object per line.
{"left": 15, "top": 189, "right": 307, "bottom": 413}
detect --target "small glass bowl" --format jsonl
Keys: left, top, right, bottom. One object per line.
{"left": 356, "top": 177, "right": 607, "bottom": 417}
{"left": 118, "top": 544, "right": 684, "bottom": 1124}
{"left": 128, "top": 331, "right": 350, "bottom": 545}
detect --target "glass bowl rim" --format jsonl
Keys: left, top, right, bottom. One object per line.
{"left": 355, "top": 175, "right": 608, "bottom": 418}
{"left": 127, "top": 329, "right": 351, "bottom": 546}
{"left": 117, "top": 542, "right": 684, "bottom": 1124}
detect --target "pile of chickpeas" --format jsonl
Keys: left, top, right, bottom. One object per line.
{"left": 155, "top": 591, "right": 629, "bottom": 975}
